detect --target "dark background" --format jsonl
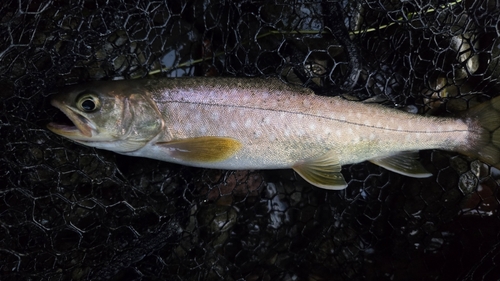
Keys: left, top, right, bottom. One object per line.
{"left": 1, "top": 0, "right": 500, "bottom": 280}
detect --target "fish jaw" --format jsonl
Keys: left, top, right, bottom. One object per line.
{"left": 47, "top": 99, "right": 95, "bottom": 140}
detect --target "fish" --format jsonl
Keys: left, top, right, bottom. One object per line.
{"left": 47, "top": 77, "right": 500, "bottom": 189}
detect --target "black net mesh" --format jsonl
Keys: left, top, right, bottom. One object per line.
{"left": 2, "top": 0, "right": 500, "bottom": 280}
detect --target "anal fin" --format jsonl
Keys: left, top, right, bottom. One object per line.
{"left": 292, "top": 151, "right": 347, "bottom": 190}
{"left": 156, "top": 136, "right": 242, "bottom": 163}
{"left": 370, "top": 152, "right": 432, "bottom": 178}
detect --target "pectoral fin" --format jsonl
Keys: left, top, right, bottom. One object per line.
{"left": 370, "top": 152, "right": 432, "bottom": 178}
{"left": 156, "top": 136, "right": 242, "bottom": 163}
{"left": 292, "top": 152, "right": 347, "bottom": 190}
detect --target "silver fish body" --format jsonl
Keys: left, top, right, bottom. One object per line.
{"left": 47, "top": 77, "right": 500, "bottom": 189}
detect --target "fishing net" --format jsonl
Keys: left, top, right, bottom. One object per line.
{"left": 1, "top": 0, "right": 500, "bottom": 280}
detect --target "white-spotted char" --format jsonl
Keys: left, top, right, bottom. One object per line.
{"left": 47, "top": 77, "right": 500, "bottom": 189}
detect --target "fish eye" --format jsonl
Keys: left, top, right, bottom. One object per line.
{"left": 77, "top": 93, "right": 100, "bottom": 112}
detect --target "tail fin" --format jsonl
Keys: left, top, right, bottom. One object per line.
{"left": 462, "top": 96, "right": 500, "bottom": 169}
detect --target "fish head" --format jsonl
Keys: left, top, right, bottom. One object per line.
{"left": 47, "top": 80, "right": 163, "bottom": 152}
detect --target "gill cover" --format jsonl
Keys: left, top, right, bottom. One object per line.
{"left": 119, "top": 92, "right": 164, "bottom": 150}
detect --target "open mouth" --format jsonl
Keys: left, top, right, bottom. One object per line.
{"left": 48, "top": 109, "right": 77, "bottom": 129}
{"left": 47, "top": 99, "right": 93, "bottom": 138}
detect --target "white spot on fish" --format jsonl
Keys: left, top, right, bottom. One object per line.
{"left": 336, "top": 130, "right": 342, "bottom": 137}
{"left": 303, "top": 99, "right": 311, "bottom": 108}
{"left": 369, "top": 133, "right": 375, "bottom": 140}
{"left": 245, "top": 119, "right": 252, "bottom": 128}
{"left": 309, "top": 124, "right": 316, "bottom": 130}
{"left": 231, "top": 122, "right": 237, "bottom": 129}
{"left": 242, "top": 95, "right": 250, "bottom": 103}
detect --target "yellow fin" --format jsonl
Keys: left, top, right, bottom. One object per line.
{"left": 156, "top": 137, "right": 242, "bottom": 163}
{"left": 292, "top": 152, "right": 347, "bottom": 190}
{"left": 370, "top": 152, "right": 432, "bottom": 178}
